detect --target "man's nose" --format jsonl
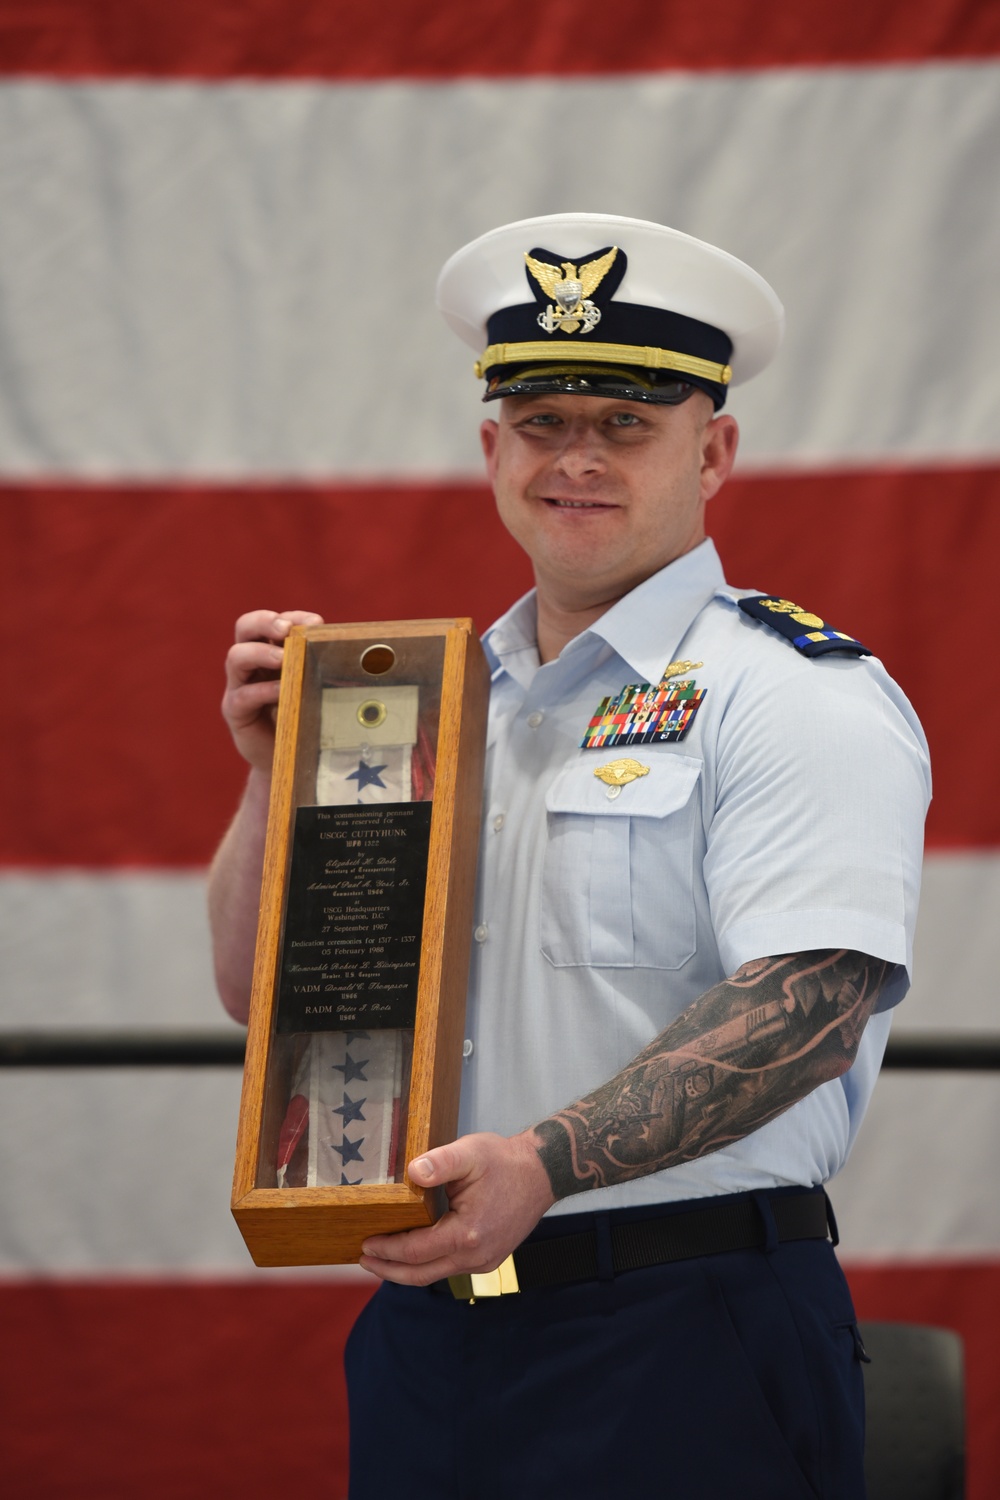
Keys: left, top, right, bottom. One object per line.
{"left": 552, "top": 421, "right": 606, "bottom": 477}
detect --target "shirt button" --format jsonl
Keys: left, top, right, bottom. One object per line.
{"left": 474, "top": 923, "right": 489, "bottom": 943}
{"left": 526, "top": 711, "right": 544, "bottom": 729}
{"left": 493, "top": 813, "right": 505, "bottom": 832}
{"left": 463, "top": 1038, "right": 475, "bottom": 1059}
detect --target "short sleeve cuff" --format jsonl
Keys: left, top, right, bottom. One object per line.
{"left": 718, "top": 908, "right": 911, "bottom": 980}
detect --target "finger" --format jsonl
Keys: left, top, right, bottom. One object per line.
{"left": 274, "top": 609, "right": 325, "bottom": 629}
{"left": 361, "top": 1211, "right": 485, "bottom": 1267}
{"left": 265, "top": 609, "right": 327, "bottom": 644}
{"left": 233, "top": 610, "right": 285, "bottom": 644}
{"left": 223, "top": 679, "right": 282, "bottom": 727}
{"left": 358, "top": 1254, "right": 467, "bottom": 1288}
{"left": 224, "top": 640, "right": 285, "bottom": 689}
{"left": 359, "top": 1234, "right": 500, "bottom": 1287}
{"left": 233, "top": 609, "right": 324, "bottom": 645}
{"left": 358, "top": 1227, "right": 510, "bottom": 1286}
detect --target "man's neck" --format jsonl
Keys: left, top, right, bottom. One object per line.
{"left": 535, "top": 588, "right": 624, "bottom": 664}
{"left": 532, "top": 539, "right": 709, "bottom": 663}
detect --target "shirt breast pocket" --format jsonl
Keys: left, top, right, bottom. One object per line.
{"left": 540, "top": 753, "right": 703, "bottom": 970}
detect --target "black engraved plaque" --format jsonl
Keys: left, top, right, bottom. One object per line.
{"left": 276, "top": 802, "right": 432, "bottom": 1033}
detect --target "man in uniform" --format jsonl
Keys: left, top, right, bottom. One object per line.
{"left": 210, "top": 214, "right": 929, "bottom": 1498}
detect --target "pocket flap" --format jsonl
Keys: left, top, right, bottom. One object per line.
{"left": 545, "top": 752, "right": 702, "bottom": 817}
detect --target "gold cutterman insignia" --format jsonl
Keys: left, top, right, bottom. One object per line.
{"left": 594, "top": 758, "right": 650, "bottom": 799}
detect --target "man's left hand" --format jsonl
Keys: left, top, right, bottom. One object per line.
{"left": 359, "top": 1131, "right": 556, "bottom": 1286}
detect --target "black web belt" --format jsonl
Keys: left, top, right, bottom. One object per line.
{"left": 447, "top": 1190, "right": 832, "bottom": 1302}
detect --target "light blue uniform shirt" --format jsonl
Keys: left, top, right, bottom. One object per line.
{"left": 458, "top": 539, "right": 930, "bottom": 1216}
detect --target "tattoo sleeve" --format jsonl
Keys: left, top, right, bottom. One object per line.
{"left": 532, "top": 949, "right": 898, "bottom": 1201}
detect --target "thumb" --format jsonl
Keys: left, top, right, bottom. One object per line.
{"left": 407, "top": 1137, "right": 481, "bottom": 1189}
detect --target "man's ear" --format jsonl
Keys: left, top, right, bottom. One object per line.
{"left": 700, "top": 414, "right": 739, "bottom": 504}
{"left": 480, "top": 418, "right": 500, "bottom": 484}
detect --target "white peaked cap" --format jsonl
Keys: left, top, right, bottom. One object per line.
{"left": 436, "top": 212, "right": 784, "bottom": 391}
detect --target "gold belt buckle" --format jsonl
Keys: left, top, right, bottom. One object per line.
{"left": 448, "top": 1253, "right": 520, "bottom": 1303}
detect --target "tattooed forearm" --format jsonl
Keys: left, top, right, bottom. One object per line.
{"left": 532, "top": 949, "right": 898, "bottom": 1201}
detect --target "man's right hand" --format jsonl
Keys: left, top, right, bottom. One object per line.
{"left": 222, "top": 609, "right": 325, "bottom": 773}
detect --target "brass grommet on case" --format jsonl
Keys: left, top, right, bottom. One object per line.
{"left": 356, "top": 699, "right": 387, "bottom": 730}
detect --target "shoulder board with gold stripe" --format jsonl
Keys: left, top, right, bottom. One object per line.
{"left": 737, "top": 595, "right": 871, "bottom": 658}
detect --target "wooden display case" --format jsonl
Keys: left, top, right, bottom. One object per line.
{"left": 232, "top": 619, "right": 489, "bottom": 1266}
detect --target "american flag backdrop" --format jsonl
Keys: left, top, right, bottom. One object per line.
{"left": 1, "top": 3, "right": 999, "bottom": 1495}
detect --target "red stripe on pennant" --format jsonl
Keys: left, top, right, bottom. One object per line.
{"left": 0, "top": 0, "right": 997, "bottom": 79}
{"left": 1, "top": 465, "right": 996, "bottom": 866}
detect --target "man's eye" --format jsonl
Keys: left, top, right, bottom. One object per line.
{"left": 611, "top": 412, "right": 642, "bottom": 427}
{"left": 524, "top": 413, "right": 561, "bottom": 427}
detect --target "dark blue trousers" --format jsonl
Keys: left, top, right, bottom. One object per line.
{"left": 345, "top": 1191, "right": 868, "bottom": 1499}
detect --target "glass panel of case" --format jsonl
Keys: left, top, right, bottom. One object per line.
{"left": 256, "top": 632, "right": 445, "bottom": 1190}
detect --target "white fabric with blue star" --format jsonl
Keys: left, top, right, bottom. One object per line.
{"left": 316, "top": 745, "right": 412, "bottom": 804}
{"left": 287, "top": 1029, "right": 404, "bottom": 1187}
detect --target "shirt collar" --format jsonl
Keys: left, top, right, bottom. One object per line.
{"left": 582, "top": 539, "right": 726, "bottom": 684}
{"left": 483, "top": 538, "right": 726, "bottom": 687}
{"left": 483, "top": 589, "right": 541, "bottom": 685}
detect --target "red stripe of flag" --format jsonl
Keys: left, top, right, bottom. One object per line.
{"left": 2, "top": 465, "right": 997, "bottom": 865}
{"left": 0, "top": 0, "right": 997, "bottom": 79}
{"left": 0, "top": 1268, "right": 997, "bottom": 1500}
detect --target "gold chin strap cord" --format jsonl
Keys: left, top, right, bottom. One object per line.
{"left": 474, "top": 340, "right": 732, "bottom": 385}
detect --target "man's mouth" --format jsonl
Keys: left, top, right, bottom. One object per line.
{"left": 544, "top": 497, "right": 614, "bottom": 509}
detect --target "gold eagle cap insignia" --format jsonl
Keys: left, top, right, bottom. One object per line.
{"left": 525, "top": 246, "right": 619, "bottom": 334}
{"left": 524, "top": 246, "right": 619, "bottom": 302}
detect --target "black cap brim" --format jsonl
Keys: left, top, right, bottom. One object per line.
{"left": 483, "top": 364, "right": 712, "bottom": 406}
